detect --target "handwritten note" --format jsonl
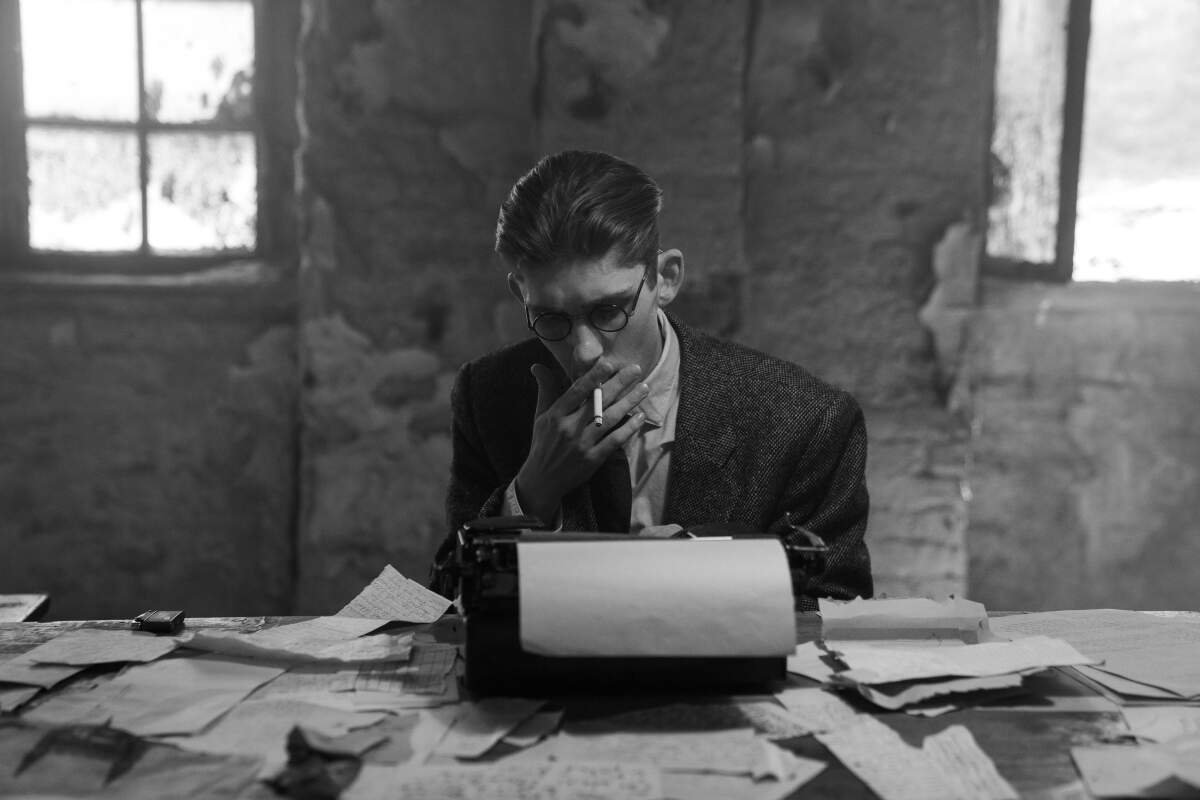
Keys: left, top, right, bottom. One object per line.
{"left": 773, "top": 687, "right": 865, "bottom": 733}
{"left": 817, "top": 717, "right": 1017, "bottom": 800}
{"left": 345, "top": 760, "right": 661, "bottom": 800}
{"left": 337, "top": 564, "right": 452, "bottom": 623}
{"left": 554, "top": 727, "right": 762, "bottom": 775}
{"left": 23, "top": 628, "right": 179, "bottom": 665}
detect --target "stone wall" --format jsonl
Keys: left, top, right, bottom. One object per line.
{"left": 0, "top": 276, "right": 297, "bottom": 619}
{"left": 966, "top": 280, "right": 1200, "bottom": 611}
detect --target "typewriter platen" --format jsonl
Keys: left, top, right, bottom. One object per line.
{"left": 446, "top": 516, "right": 828, "bottom": 696}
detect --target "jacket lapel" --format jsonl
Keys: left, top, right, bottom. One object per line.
{"left": 664, "top": 317, "right": 741, "bottom": 524}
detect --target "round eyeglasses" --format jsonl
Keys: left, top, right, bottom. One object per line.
{"left": 524, "top": 269, "right": 649, "bottom": 342}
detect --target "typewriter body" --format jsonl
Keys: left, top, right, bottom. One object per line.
{"left": 448, "top": 516, "right": 828, "bottom": 696}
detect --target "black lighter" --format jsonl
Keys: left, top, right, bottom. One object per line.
{"left": 131, "top": 610, "right": 186, "bottom": 635}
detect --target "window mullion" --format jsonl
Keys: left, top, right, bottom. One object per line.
{"left": 135, "top": 0, "right": 149, "bottom": 256}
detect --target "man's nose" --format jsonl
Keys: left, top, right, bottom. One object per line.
{"left": 569, "top": 322, "right": 605, "bottom": 368}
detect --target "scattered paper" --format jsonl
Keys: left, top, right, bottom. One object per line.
{"left": 292, "top": 722, "right": 390, "bottom": 758}
{"left": 23, "top": 655, "right": 285, "bottom": 736}
{"left": 252, "top": 642, "right": 459, "bottom": 710}
{"left": 830, "top": 635, "right": 1093, "bottom": 684}
{"left": 22, "top": 629, "right": 180, "bottom": 666}
{"left": 852, "top": 672, "right": 1026, "bottom": 711}
{"left": 773, "top": 687, "right": 865, "bottom": 733}
{"left": 183, "top": 616, "right": 387, "bottom": 662}
{"left": 662, "top": 760, "right": 824, "bottom": 800}
{"left": 1123, "top": 707, "right": 1200, "bottom": 744}
{"left": 820, "top": 596, "right": 996, "bottom": 644}
{"left": 816, "top": 717, "right": 1017, "bottom": 800}
{"left": 787, "top": 641, "right": 839, "bottom": 682}
{"left": 519, "top": 538, "right": 795, "bottom": 657}
{"left": 1075, "top": 665, "right": 1187, "bottom": 701}
{"left": 0, "top": 685, "right": 39, "bottom": 712}
{"left": 553, "top": 726, "right": 763, "bottom": 775}
{"left": 434, "top": 697, "right": 545, "bottom": 759}
{"left": 0, "top": 655, "right": 86, "bottom": 688}
{"left": 345, "top": 760, "right": 662, "bottom": 800}
{"left": 1071, "top": 744, "right": 1199, "bottom": 798}
{"left": 337, "top": 564, "right": 452, "bottom": 623}
{"left": 991, "top": 610, "right": 1200, "bottom": 699}
{"left": 504, "top": 710, "right": 564, "bottom": 747}
{"left": 167, "top": 697, "right": 385, "bottom": 774}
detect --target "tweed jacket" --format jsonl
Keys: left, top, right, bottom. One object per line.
{"left": 433, "top": 314, "right": 872, "bottom": 611}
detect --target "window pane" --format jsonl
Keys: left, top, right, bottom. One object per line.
{"left": 20, "top": 0, "right": 138, "bottom": 121}
{"left": 27, "top": 127, "right": 142, "bottom": 252}
{"left": 147, "top": 132, "right": 256, "bottom": 252}
{"left": 143, "top": 0, "right": 255, "bottom": 125}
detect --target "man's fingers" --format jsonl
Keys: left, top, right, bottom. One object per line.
{"left": 555, "top": 359, "right": 619, "bottom": 412}
{"left": 591, "top": 410, "right": 645, "bottom": 457}
{"left": 602, "top": 380, "right": 650, "bottom": 425}
{"left": 530, "top": 363, "right": 564, "bottom": 415}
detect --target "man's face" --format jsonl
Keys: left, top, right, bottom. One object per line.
{"left": 511, "top": 248, "right": 664, "bottom": 382}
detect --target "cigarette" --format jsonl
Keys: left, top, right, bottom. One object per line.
{"left": 592, "top": 386, "right": 604, "bottom": 427}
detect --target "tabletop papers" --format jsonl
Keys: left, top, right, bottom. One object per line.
{"left": 828, "top": 635, "right": 1094, "bottom": 684}
{"left": 433, "top": 697, "right": 545, "bottom": 759}
{"left": 517, "top": 538, "right": 795, "bottom": 657}
{"left": 1071, "top": 743, "right": 1200, "bottom": 798}
{"left": 337, "top": 564, "right": 452, "bottom": 623}
{"left": 991, "top": 609, "right": 1200, "bottom": 699}
{"left": 183, "top": 615, "right": 394, "bottom": 662}
{"left": 816, "top": 717, "right": 1018, "bottom": 800}
{"left": 167, "top": 697, "right": 387, "bottom": 775}
{"left": 346, "top": 760, "right": 663, "bottom": 800}
{"left": 20, "top": 628, "right": 180, "bottom": 666}
{"left": 23, "top": 655, "right": 285, "bottom": 736}
{"left": 820, "top": 597, "right": 996, "bottom": 644}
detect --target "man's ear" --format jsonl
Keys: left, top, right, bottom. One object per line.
{"left": 654, "top": 249, "right": 685, "bottom": 307}
{"left": 506, "top": 272, "right": 525, "bottom": 304}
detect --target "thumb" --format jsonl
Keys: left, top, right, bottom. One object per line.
{"left": 529, "top": 363, "right": 562, "bottom": 415}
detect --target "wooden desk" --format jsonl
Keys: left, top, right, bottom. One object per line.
{"left": 0, "top": 615, "right": 1129, "bottom": 799}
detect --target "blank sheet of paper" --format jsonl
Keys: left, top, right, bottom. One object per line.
{"left": 517, "top": 538, "right": 795, "bottom": 657}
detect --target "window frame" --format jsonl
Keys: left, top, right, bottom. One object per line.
{"left": 984, "top": 0, "right": 1092, "bottom": 284}
{"left": 0, "top": 0, "right": 297, "bottom": 276}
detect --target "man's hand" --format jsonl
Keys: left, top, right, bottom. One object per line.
{"left": 514, "top": 359, "right": 649, "bottom": 524}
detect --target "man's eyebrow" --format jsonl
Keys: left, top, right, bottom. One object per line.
{"left": 529, "top": 288, "right": 637, "bottom": 314}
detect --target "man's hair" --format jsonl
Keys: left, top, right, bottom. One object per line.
{"left": 495, "top": 150, "right": 662, "bottom": 272}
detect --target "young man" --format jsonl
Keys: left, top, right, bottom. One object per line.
{"left": 432, "top": 150, "right": 871, "bottom": 610}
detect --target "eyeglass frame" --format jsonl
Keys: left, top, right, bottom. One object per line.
{"left": 523, "top": 265, "right": 651, "bottom": 342}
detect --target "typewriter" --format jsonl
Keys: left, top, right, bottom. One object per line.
{"left": 439, "top": 515, "right": 828, "bottom": 696}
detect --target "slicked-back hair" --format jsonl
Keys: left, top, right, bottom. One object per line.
{"left": 495, "top": 150, "right": 662, "bottom": 274}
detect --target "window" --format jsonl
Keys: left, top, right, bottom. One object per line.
{"left": 988, "top": 0, "right": 1200, "bottom": 283}
{"left": 0, "top": 0, "right": 296, "bottom": 272}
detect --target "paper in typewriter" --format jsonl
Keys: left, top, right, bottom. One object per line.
{"left": 517, "top": 538, "right": 795, "bottom": 657}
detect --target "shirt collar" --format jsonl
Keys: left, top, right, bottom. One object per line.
{"left": 637, "top": 308, "right": 680, "bottom": 430}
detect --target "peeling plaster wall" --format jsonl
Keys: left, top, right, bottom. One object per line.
{"left": 295, "top": 1, "right": 535, "bottom": 612}
{"left": 0, "top": 286, "right": 297, "bottom": 619}
{"left": 966, "top": 281, "right": 1200, "bottom": 611}
{"left": 297, "top": 0, "right": 994, "bottom": 604}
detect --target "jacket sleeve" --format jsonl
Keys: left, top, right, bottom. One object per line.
{"left": 768, "top": 391, "right": 872, "bottom": 611}
{"left": 430, "top": 362, "right": 508, "bottom": 596}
